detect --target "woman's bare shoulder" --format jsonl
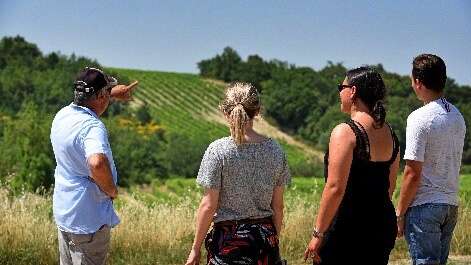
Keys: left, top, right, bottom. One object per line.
{"left": 330, "top": 123, "right": 356, "bottom": 147}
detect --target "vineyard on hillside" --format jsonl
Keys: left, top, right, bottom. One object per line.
{"left": 114, "top": 69, "right": 227, "bottom": 138}
{"left": 112, "top": 68, "right": 323, "bottom": 176}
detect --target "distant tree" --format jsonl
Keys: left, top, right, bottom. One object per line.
{"left": 105, "top": 117, "right": 168, "bottom": 186}
{"left": 319, "top": 61, "right": 347, "bottom": 85}
{"left": 0, "top": 103, "right": 54, "bottom": 191}
{"left": 163, "top": 132, "right": 208, "bottom": 177}
{"left": 198, "top": 55, "right": 222, "bottom": 79}
{"left": 0, "top": 35, "right": 42, "bottom": 69}
{"left": 197, "top": 46, "right": 242, "bottom": 82}
{"left": 135, "top": 103, "right": 153, "bottom": 124}
{"left": 197, "top": 48, "right": 286, "bottom": 90}
{"left": 301, "top": 104, "right": 346, "bottom": 148}
{"left": 0, "top": 65, "right": 35, "bottom": 113}
{"left": 0, "top": 36, "right": 103, "bottom": 114}
{"left": 217, "top": 47, "right": 242, "bottom": 82}
{"left": 236, "top": 54, "right": 271, "bottom": 90}
{"left": 262, "top": 66, "right": 332, "bottom": 133}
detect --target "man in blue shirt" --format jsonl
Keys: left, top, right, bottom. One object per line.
{"left": 50, "top": 67, "right": 137, "bottom": 265}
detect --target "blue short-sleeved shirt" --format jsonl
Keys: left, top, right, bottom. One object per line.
{"left": 50, "top": 103, "right": 120, "bottom": 234}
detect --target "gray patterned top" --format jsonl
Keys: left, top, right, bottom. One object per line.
{"left": 196, "top": 137, "right": 291, "bottom": 223}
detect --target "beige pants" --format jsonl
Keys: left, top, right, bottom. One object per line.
{"left": 58, "top": 225, "right": 110, "bottom": 265}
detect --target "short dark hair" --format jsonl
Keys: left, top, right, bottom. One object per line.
{"left": 346, "top": 66, "right": 387, "bottom": 128}
{"left": 412, "top": 54, "right": 447, "bottom": 92}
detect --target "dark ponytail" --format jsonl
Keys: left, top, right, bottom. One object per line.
{"left": 346, "top": 66, "right": 387, "bottom": 128}
{"left": 372, "top": 100, "right": 386, "bottom": 128}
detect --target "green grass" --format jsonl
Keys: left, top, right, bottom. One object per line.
{"left": 134, "top": 174, "right": 471, "bottom": 205}
{"left": 460, "top": 174, "right": 471, "bottom": 191}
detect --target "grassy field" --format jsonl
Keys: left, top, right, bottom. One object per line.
{"left": 1, "top": 68, "right": 468, "bottom": 264}
{"left": 1, "top": 175, "right": 470, "bottom": 265}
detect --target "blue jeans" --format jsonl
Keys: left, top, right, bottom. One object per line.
{"left": 405, "top": 203, "right": 458, "bottom": 265}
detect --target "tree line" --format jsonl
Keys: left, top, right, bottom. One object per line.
{"left": 1, "top": 37, "right": 469, "bottom": 192}
{"left": 198, "top": 47, "right": 471, "bottom": 166}
{"left": 0, "top": 36, "right": 207, "bottom": 192}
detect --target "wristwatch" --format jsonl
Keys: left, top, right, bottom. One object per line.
{"left": 312, "top": 227, "right": 325, "bottom": 239}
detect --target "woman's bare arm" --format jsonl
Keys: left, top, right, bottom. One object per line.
{"left": 314, "top": 124, "right": 355, "bottom": 233}
{"left": 185, "top": 188, "right": 219, "bottom": 265}
{"left": 305, "top": 123, "right": 355, "bottom": 261}
{"left": 271, "top": 186, "right": 285, "bottom": 235}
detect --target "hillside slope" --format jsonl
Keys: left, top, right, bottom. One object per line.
{"left": 112, "top": 68, "right": 323, "bottom": 174}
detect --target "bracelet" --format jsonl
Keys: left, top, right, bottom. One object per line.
{"left": 312, "top": 227, "right": 325, "bottom": 239}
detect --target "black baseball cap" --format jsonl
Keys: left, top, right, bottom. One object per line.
{"left": 74, "top": 67, "right": 117, "bottom": 95}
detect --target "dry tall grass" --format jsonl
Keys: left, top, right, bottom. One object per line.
{"left": 0, "top": 189, "right": 56, "bottom": 264}
{"left": 0, "top": 185, "right": 470, "bottom": 265}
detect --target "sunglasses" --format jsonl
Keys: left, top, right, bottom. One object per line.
{"left": 337, "top": 84, "right": 354, "bottom": 92}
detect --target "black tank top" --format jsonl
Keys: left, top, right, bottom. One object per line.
{"left": 324, "top": 119, "right": 399, "bottom": 228}
{"left": 319, "top": 119, "right": 400, "bottom": 264}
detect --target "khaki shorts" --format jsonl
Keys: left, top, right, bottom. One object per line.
{"left": 58, "top": 225, "right": 111, "bottom": 265}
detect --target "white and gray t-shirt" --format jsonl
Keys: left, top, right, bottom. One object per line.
{"left": 196, "top": 137, "right": 291, "bottom": 223}
{"left": 404, "top": 98, "right": 466, "bottom": 207}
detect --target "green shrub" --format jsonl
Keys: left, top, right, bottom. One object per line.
{"left": 0, "top": 103, "right": 54, "bottom": 192}
{"left": 163, "top": 132, "right": 209, "bottom": 178}
{"left": 105, "top": 117, "right": 168, "bottom": 186}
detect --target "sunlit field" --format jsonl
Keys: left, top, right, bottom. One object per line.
{"left": 1, "top": 175, "right": 470, "bottom": 265}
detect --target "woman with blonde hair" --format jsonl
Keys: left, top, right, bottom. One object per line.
{"left": 185, "top": 82, "right": 291, "bottom": 265}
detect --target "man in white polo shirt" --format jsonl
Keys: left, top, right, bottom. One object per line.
{"left": 396, "top": 54, "right": 466, "bottom": 265}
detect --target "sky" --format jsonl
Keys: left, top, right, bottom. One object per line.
{"left": 1, "top": 0, "right": 470, "bottom": 85}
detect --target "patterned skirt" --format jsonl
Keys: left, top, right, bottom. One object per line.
{"left": 205, "top": 218, "right": 281, "bottom": 265}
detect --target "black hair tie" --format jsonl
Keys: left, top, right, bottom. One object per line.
{"left": 372, "top": 100, "right": 386, "bottom": 128}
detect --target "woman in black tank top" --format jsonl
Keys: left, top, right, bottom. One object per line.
{"left": 304, "top": 67, "right": 400, "bottom": 265}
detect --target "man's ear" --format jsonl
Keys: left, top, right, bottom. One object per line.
{"left": 414, "top": 79, "right": 423, "bottom": 90}
{"left": 96, "top": 89, "right": 106, "bottom": 99}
